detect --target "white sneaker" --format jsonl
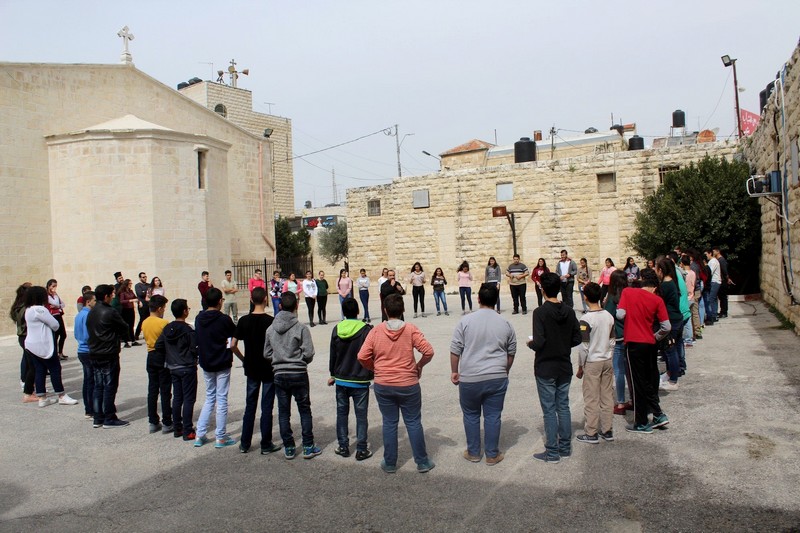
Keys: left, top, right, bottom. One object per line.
{"left": 20, "top": 380, "right": 25, "bottom": 392}
{"left": 659, "top": 381, "right": 679, "bottom": 391}
{"left": 659, "top": 372, "right": 669, "bottom": 383}
{"left": 38, "top": 397, "right": 57, "bottom": 408}
{"left": 58, "top": 394, "right": 79, "bottom": 405}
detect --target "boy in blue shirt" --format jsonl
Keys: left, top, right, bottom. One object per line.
{"left": 73, "top": 291, "right": 96, "bottom": 419}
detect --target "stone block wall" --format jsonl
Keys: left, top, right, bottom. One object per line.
{"left": 347, "top": 142, "right": 738, "bottom": 285}
{"left": 0, "top": 63, "right": 276, "bottom": 333}
{"left": 183, "top": 82, "right": 295, "bottom": 218}
{"left": 744, "top": 44, "right": 800, "bottom": 335}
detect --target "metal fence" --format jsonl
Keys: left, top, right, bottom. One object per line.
{"left": 231, "top": 257, "right": 313, "bottom": 290}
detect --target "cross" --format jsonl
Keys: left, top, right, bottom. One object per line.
{"left": 118, "top": 26, "right": 135, "bottom": 54}
{"left": 229, "top": 58, "right": 237, "bottom": 70}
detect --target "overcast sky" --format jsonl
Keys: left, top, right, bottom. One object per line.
{"left": 2, "top": 1, "right": 799, "bottom": 209}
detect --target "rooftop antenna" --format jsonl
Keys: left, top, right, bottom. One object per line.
{"left": 331, "top": 168, "right": 339, "bottom": 205}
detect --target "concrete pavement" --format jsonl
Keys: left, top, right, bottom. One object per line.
{"left": 1, "top": 294, "right": 799, "bottom": 531}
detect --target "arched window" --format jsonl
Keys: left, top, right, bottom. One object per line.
{"left": 214, "top": 104, "right": 227, "bottom": 118}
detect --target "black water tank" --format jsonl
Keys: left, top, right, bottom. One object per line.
{"left": 177, "top": 82, "right": 189, "bottom": 90}
{"left": 585, "top": 127, "right": 598, "bottom": 134}
{"left": 759, "top": 88, "right": 768, "bottom": 113}
{"left": 672, "top": 110, "right": 686, "bottom": 128}
{"left": 629, "top": 135, "right": 645, "bottom": 150}
{"left": 514, "top": 137, "right": 537, "bottom": 163}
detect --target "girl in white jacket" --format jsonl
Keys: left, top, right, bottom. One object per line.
{"left": 24, "top": 286, "right": 78, "bottom": 407}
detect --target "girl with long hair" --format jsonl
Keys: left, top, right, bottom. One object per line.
{"left": 485, "top": 257, "right": 502, "bottom": 312}
{"left": 118, "top": 279, "right": 140, "bottom": 347}
{"left": 457, "top": 261, "right": 473, "bottom": 313}
{"left": 604, "top": 270, "right": 633, "bottom": 415}
{"left": 656, "top": 257, "right": 683, "bottom": 391}
{"left": 409, "top": 262, "right": 427, "bottom": 318}
{"left": 24, "top": 285, "right": 78, "bottom": 407}
{"left": 45, "top": 279, "right": 68, "bottom": 360}
{"left": 431, "top": 267, "right": 449, "bottom": 316}
{"left": 11, "top": 282, "right": 35, "bottom": 401}
{"left": 577, "top": 258, "right": 592, "bottom": 313}
{"left": 624, "top": 257, "right": 640, "bottom": 284}
{"left": 597, "top": 258, "right": 616, "bottom": 305}
{"left": 530, "top": 258, "right": 549, "bottom": 308}
{"left": 146, "top": 277, "right": 165, "bottom": 301}
{"left": 336, "top": 269, "right": 352, "bottom": 320}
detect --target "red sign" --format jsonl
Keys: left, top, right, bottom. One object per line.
{"left": 740, "top": 109, "right": 761, "bottom": 136}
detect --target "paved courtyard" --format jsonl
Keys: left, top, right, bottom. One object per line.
{"left": 1, "top": 295, "right": 799, "bottom": 532}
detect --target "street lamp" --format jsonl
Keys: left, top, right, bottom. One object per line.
{"left": 721, "top": 54, "right": 743, "bottom": 139}
{"left": 421, "top": 150, "right": 440, "bottom": 160}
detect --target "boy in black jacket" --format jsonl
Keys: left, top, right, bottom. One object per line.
{"left": 527, "top": 272, "right": 581, "bottom": 464}
{"left": 328, "top": 297, "right": 374, "bottom": 460}
{"left": 155, "top": 299, "right": 198, "bottom": 440}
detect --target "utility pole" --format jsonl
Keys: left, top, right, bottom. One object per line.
{"left": 392, "top": 124, "right": 414, "bottom": 177}
{"left": 550, "top": 126, "right": 556, "bottom": 158}
{"left": 332, "top": 168, "right": 338, "bottom": 204}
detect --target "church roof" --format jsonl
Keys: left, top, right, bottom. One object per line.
{"left": 83, "top": 114, "right": 173, "bottom": 132}
{"left": 440, "top": 139, "right": 495, "bottom": 157}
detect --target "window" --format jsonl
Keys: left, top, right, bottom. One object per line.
{"left": 659, "top": 165, "right": 680, "bottom": 184}
{"left": 496, "top": 182, "right": 513, "bottom": 201}
{"left": 596, "top": 172, "right": 616, "bottom": 193}
{"left": 412, "top": 189, "right": 430, "bottom": 208}
{"left": 214, "top": 104, "right": 227, "bottom": 118}
{"left": 197, "top": 150, "right": 207, "bottom": 189}
{"left": 368, "top": 199, "right": 381, "bottom": 216}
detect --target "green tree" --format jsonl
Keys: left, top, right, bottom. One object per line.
{"left": 274, "top": 216, "right": 311, "bottom": 258}
{"left": 628, "top": 155, "right": 761, "bottom": 292}
{"left": 318, "top": 221, "right": 348, "bottom": 264}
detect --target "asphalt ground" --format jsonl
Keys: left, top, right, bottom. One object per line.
{"left": 1, "top": 292, "right": 799, "bottom": 532}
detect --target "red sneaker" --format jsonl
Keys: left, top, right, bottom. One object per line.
{"left": 614, "top": 405, "right": 627, "bottom": 416}
{"left": 183, "top": 431, "right": 196, "bottom": 441}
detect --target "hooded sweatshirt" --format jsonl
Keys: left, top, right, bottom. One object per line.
{"left": 264, "top": 311, "right": 315, "bottom": 374}
{"left": 529, "top": 300, "right": 581, "bottom": 379}
{"left": 194, "top": 309, "right": 236, "bottom": 372}
{"left": 357, "top": 320, "right": 434, "bottom": 387}
{"left": 329, "top": 319, "right": 373, "bottom": 386}
{"left": 156, "top": 321, "right": 198, "bottom": 370}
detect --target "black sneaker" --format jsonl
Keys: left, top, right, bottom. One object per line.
{"left": 600, "top": 430, "right": 614, "bottom": 442}
{"left": 522, "top": 310, "right": 528, "bottom": 315}
{"left": 239, "top": 444, "right": 250, "bottom": 453}
{"left": 355, "top": 449, "right": 373, "bottom": 461}
{"left": 577, "top": 433, "right": 599, "bottom": 444}
{"left": 173, "top": 426, "right": 183, "bottom": 438}
{"left": 334, "top": 446, "right": 350, "bottom": 458}
{"left": 103, "top": 419, "right": 130, "bottom": 429}
{"left": 261, "top": 443, "right": 282, "bottom": 455}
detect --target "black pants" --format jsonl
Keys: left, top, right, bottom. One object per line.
{"left": 317, "top": 295, "right": 327, "bottom": 323}
{"left": 412, "top": 286, "right": 425, "bottom": 313}
{"left": 719, "top": 282, "right": 729, "bottom": 316}
{"left": 54, "top": 314, "right": 67, "bottom": 355}
{"left": 135, "top": 305, "right": 150, "bottom": 338}
{"left": 305, "top": 297, "right": 316, "bottom": 324}
{"left": 510, "top": 284, "right": 527, "bottom": 312}
{"left": 534, "top": 284, "right": 544, "bottom": 307}
{"left": 147, "top": 352, "right": 172, "bottom": 425}
{"left": 560, "top": 281, "right": 575, "bottom": 309}
{"left": 121, "top": 308, "right": 135, "bottom": 342}
{"left": 171, "top": 367, "right": 197, "bottom": 435}
{"left": 22, "top": 341, "right": 35, "bottom": 395}
{"left": 626, "top": 342, "right": 663, "bottom": 426}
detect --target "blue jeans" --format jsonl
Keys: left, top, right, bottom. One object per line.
{"left": 612, "top": 341, "right": 628, "bottom": 404}
{"left": 579, "top": 285, "right": 588, "bottom": 313}
{"left": 171, "top": 367, "right": 197, "bottom": 436}
{"left": 271, "top": 297, "right": 281, "bottom": 316}
{"left": 459, "top": 378, "right": 508, "bottom": 458}
{"left": 274, "top": 372, "right": 314, "bottom": 448}
{"left": 535, "top": 375, "right": 572, "bottom": 459}
{"left": 32, "top": 352, "right": 64, "bottom": 396}
{"left": 699, "top": 294, "right": 706, "bottom": 325}
{"left": 78, "top": 353, "right": 94, "bottom": 416}
{"left": 339, "top": 295, "right": 347, "bottom": 320}
{"left": 197, "top": 368, "right": 232, "bottom": 440}
{"left": 433, "top": 290, "right": 448, "bottom": 312}
{"left": 359, "top": 290, "right": 370, "bottom": 320}
{"left": 708, "top": 282, "right": 721, "bottom": 322}
{"left": 92, "top": 357, "right": 121, "bottom": 424}
{"left": 241, "top": 377, "right": 276, "bottom": 450}
{"left": 373, "top": 383, "right": 429, "bottom": 466}
{"left": 335, "top": 385, "right": 370, "bottom": 451}
{"left": 459, "top": 287, "right": 472, "bottom": 311}
{"left": 665, "top": 323, "right": 684, "bottom": 382}
{"left": 146, "top": 352, "right": 172, "bottom": 425}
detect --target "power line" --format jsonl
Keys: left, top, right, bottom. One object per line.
{"left": 278, "top": 126, "right": 392, "bottom": 163}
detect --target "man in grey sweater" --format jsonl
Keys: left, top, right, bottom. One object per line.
{"left": 264, "top": 292, "right": 320, "bottom": 460}
{"left": 450, "top": 283, "right": 517, "bottom": 465}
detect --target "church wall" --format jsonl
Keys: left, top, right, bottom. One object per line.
{"left": 744, "top": 44, "right": 800, "bottom": 335}
{"left": 347, "top": 142, "right": 738, "bottom": 288}
{"left": 0, "top": 63, "right": 275, "bottom": 333}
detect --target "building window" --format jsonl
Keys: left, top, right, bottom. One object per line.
{"left": 496, "top": 182, "right": 513, "bottom": 201}
{"left": 368, "top": 199, "right": 381, "bottom": 216}
{"left": 597, "top": 172, "right": 616, "bottom": 193}
{"left": 412, "top": 189, "right": 430, "bottom": 208}
{"left": 214, "top": 104, "right": 227, "bottom": 118}
{"left": 197, "top": 150, "right": 207, "bottom": 189}
{"left": 658, "top": 165, "right": 680, "bottom": 184}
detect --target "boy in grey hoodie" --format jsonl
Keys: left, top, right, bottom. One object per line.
{"left": 264, "top": 291, "right": 319, "bottom": 460}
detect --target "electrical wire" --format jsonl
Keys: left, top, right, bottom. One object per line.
{"left": 277, "top": 126, "right": 392, "bottom": 163}
{"left": 700, "top": 69, "right": 731, "bottom": 131}
{"left": 295, "top": 156, "right": 393, "bottom": 182}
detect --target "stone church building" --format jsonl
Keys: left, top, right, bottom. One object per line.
{"left": 0, "top": 62, "right": 285, "bottom": 334}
